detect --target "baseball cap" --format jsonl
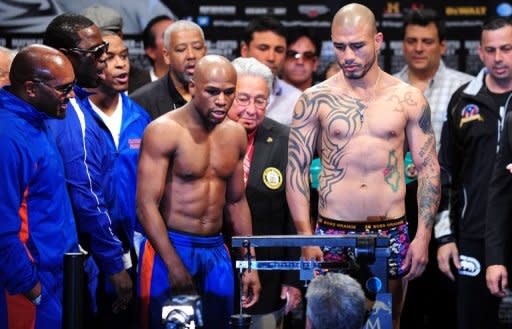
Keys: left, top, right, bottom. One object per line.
{"left": 81, "top": 5, "right": 123, "bottom": 33}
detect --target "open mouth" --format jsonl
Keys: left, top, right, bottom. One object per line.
{"left": 115, "top": 73, "right": 129, "bottom": 84}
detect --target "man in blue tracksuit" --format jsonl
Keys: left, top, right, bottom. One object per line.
{"left": 87, "top": 31, "right": 150, "bottom": 328}
{"left": 43, "top": 13, "right": 133, "bottom": 320}
{"left": 0, "top": 45, "right": 79, "bottom": 329}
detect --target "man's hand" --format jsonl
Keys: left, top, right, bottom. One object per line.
{"left": 437, "top": 242, "right": 460, "bottom": 281}
{"left": 302, "top": 246, "right": 323, "bottom": 261}
{"left": 109, "top": 270, "right": 133, "bottom": 314}
{"left": 241, "top": 270, "right": 261, "bottom": 308}
{"left": 23, "top": 281, "right": 42, "bottom": 302}
{"left": 402, "top": 236, "right": 429, "bottom": 280}
{"left": 280, "top": 285, "right": 302, "bottom": 315}
{"left": 168, "top": 264, "right": 196, "bottom": 295}
{"left": 486, "top": 265, "right": 509, "bottom": 297}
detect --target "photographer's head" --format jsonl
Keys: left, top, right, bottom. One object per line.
{"left": 162, "top": 294, "right": 203, "bottom": 329}
{"left": 306, "top": 273, "right": 366, "bottom": 329}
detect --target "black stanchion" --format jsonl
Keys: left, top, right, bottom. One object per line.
{"left": 63, "top": 252, "right": 85, "bottom": 329}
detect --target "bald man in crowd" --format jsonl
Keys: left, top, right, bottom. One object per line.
{"left": 0, "top": 46, "right": 16, "bottom": 87}
{"left": 0, "top": 45, "right": 79, "bottom": 329}
{"left": 137, "top": 55, "right": 260, "bottom": 329}
{"left": 286, "top": 4, "right": 440, "bottom": 329}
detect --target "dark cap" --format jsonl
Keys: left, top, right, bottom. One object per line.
{"left": 81, "top": 5, "right": 123, "bottom": 33}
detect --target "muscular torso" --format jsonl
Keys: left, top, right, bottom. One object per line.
{"left": 311, "top": 78, "right": 413, "bottom": 221}
{"left": 159, "top": 112, "right": 244, "bottom": 235}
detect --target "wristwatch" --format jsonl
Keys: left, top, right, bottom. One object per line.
{"left": 31, "top": 294, "right": 42, "bottom": 306}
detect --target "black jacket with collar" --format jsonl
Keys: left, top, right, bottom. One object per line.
{"left": 233, "top": 118, "right": 301, "bottom": 315}
{"left": 438, "top": 68, "right": 512, "bottom": 241}
{"left": 129, "top": 73, "right": 187, "bottom": 120}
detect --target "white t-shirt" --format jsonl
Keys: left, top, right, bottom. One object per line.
{"left": 89, "top": 94, "right": 123, "bottom": 149}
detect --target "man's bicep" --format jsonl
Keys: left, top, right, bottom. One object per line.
{"left": 226, "top": 159, "right": 246, "bottom": 204}
{"left": 288, "top": 95, "right": 318, "bottom": 190}
{"left": 408, "top": 97, "right": 437, "bottom": 172}
{"left": 137, "top": 127, "right": 174, "bottom": 204}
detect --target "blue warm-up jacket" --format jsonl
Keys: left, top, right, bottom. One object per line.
{"left": 47, "top": 86, "right": 124, "bottom": 276}
{"left": 0, "top": 88, "right": 78, "bottom": 295}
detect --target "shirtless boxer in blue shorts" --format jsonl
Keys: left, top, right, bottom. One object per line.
{"left": 286, "top": 4, "right": 440, "bottom": 329}
{"left": 136, "top": 55, "right": 261, "bottom": 329}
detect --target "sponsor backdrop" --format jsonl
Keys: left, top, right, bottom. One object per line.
{"left": 1, "top": 1, "right": 511, "bottom": 76}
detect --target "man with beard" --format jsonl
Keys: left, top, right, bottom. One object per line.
{"left": 137, "top": 55, "right": 261, "bottom": 329}
{"left": 130, "top": 20, "right": 207, "bottom": 120}
{"left": 43, "top": 13, "right": 132, "bottom": 324}
{"left": 0, "top": 45, "right": 79, "bottom": 329}
{"left": 286, "top": 4, "right": 440, "bottom": 329}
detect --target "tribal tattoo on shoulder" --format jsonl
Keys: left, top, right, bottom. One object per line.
{"left": 288, "top": 86, "right": 364, "bottom": 207}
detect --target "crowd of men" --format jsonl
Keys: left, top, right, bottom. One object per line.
{"left": 1, "top": 2, "right": 512, "bottom": 329}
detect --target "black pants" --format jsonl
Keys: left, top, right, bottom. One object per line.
{"left": 457, "top": 238, "right": 500, "bottom": 329}
{"left": 401, "top": 181, "right": 456, "bottom": 329}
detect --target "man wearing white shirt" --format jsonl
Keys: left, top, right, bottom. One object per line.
{"left": 241, "top": 16, "right": 302, "bottom": 126}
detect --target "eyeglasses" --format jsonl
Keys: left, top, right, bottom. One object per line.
{"left": 69, "top": 41, "right": 109, "bottom": 60}
{"left": 286, "top": 50, "right": 316, "bottom": 61}
{"left": 33, "top": 79, "right": 75, "bottom": 96}
{"left": 235, "top": 93, "right": 268, "bottom": 109}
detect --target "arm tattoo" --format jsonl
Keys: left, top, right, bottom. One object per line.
{"left": 388, "top": 92, "right": 417, "bottom": 113}
{"left": 383, "top": 149, "right": 400, "bottom": 192}
{"left": 288, "top": 95, "right": 318, "bottom": 200}
{"left": 417, "top": 106, "right": 440, "bottom": 228}
{"left": 419, "top": 103, "right": 434, "bottom": 134}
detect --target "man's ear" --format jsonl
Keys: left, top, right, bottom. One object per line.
{"left": 25, "top": 80, "right": 38, "bottom": 98}
{"left": 145, "top": 46, "right": 158, "bottom": 62}
{"left": 188, "top": 80, "right": 196, "bottom": 97}
{"left": 162, "top": 47, "right": 171, "bottom": 65}
{"left": 240, "top": 41, "right": 249, "bottom": 57}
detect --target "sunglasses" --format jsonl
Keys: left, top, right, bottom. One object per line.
{"left": 286, "top": 50, "right": 317, "bottom": 61}
{"left": 33, "top": 79, "right": 75, "bottom": 96}
{"left": 69, "top": 41, "right": 109, "bottom": 60}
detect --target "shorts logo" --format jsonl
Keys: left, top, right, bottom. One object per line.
{"left": 458, "top": 254, "right": 480, "bottom": 276}
{"left": 262, "top": 167, "right": 282, "bottom": 190}
{"left": 460, "top": 104, "right": 483, "bottom": 127}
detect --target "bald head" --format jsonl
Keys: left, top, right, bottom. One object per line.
{"left": 0, "top": 47, "right": 16, "bottom": 87}
{"left": 9, "top": 44, "right": 75, "bottom": 119}
{"left": 10, "top": 44, "right": 73, "bottom": 88}
{"left": 194, "top": 55, "right": 236, "bottom": 84}
{"left": 332, "top": 3, "right": 377, "bottom": 35}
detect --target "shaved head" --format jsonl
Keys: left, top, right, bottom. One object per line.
{"left": 9, "top": 44, "right": 75, "bottom": 119}
{"left": 190, "top": 55, "right": 237, "bottom": 126}
{"left": 332, "top": 3, "right": 377, "bottom": 35}
{"left": 194, "top": 55, "right": 236, "bottom": 84}
{"left": 10, "top": 44, "right": 72, "bottom": 87}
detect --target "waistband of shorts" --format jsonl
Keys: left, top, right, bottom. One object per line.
{"left": 168, "top": 229, "right": 225, "bottom": 248}
{"left": 317, "top": 215, "right": 406, "bottom": 231}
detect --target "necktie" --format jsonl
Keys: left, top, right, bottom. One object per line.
{"left": 243, "top": 132, "right": 256, "bottom": 186}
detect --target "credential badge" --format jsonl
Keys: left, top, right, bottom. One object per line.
{"left": 262, "top": 167, "right": 282, "bottom": 190}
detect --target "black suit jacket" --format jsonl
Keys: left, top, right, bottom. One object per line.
{"left": 237, "top": 118, "right": 300, "bottom": 315}
{"left": 128, "top": 65, "right": 151, "bottom": 94}
{"left": 129, "top": 74, "right": 186, "bottom": 120}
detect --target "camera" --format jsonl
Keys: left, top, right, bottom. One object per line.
{"left": 162, "top": 295, "right": 204, "bottom": 329}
